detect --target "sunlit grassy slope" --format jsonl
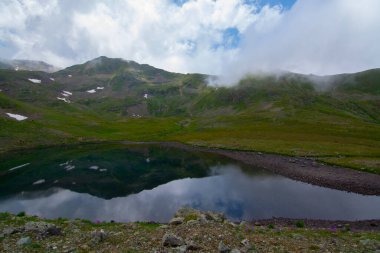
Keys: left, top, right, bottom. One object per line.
{"left": 0, "top": 57, "right": 379, "bottom": 174}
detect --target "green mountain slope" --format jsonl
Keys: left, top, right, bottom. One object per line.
{"left": 0, "top": 57, "right": 379, "bottom": 173}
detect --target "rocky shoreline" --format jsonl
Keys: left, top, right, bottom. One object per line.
{"left": 149, "top": 142, "right": 380, "bottom": 196}
{"left": 1, "top": 208, "right": 380, "bottom": 252}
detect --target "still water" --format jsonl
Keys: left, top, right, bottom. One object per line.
{"left": 0, "top": 144, "right": 379, "bottom": 222}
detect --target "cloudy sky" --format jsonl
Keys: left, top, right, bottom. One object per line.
{"left": 1, "top": 0, "right": 379, "bottom": 83}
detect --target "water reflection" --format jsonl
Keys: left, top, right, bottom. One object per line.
{"left": 0, "top": 144, "right": 380, "bottom": 222}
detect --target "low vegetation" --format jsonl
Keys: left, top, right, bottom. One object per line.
{"left": 1, "top": 57, "right": 379, "bottom": 174}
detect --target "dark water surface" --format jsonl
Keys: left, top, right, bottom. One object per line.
{"left": 0, "top": 144, "right": 379, "bottom": 222}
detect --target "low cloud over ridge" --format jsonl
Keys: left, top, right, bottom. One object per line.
{"left": 1, "top": 0, "right": 379, "bottom": 84}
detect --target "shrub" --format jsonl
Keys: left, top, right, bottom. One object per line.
{"left": 16, "top": 211, "right": 26, "bottom": 217}
{"left": 295, "top": 220, "right": 305, "bottom": 228}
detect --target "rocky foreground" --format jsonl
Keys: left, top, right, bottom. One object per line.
{"left": 1, "top": 208, "right": 380, "bottom": 253}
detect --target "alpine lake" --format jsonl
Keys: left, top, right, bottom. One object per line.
{"left": 1, "top": 143, "right": 379, "bottom": 223}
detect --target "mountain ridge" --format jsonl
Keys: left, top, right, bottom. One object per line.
{"left": 0, "top": 56, "right": 379, "bottom": 174}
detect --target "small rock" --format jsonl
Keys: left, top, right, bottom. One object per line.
{"left": 17, "top": 236, "right": 31, "bottom": 246}
{"left": 24, "top": 221, "right": 61, "bottom": 236}
{"left": 91, "top": 229, "right": 107, "bottom": 243}
{"left": 162, "top": 233, "right": 184, "bottom": 247}
{"left": 205, "top": 211, "right": 225, "bottom": 223}
{"left": 169, "top": 217, "right": 184, "bottom": 225}
{"left": 241, "top": 239, "right": 251, "bottom": 248}
{"left": 239, "top": 221, "right": 247, "bottom": 227}
{"left": 186, "top": 240, "right": 202, "bottom": 250}
{"left": 176, "top": 245, "right": 188, "bottom": 253}
{"left": 186, "top": 220, "right": 199, "bottom": 226}
{"left": 218, "top": 241, "right": 230, "bottom": 253}
{"left": 2, "top": 227, "right": 18, "bottom": 235}
{"left": 231, "top": 249, "right": 241, "bottom": 253}
{"left": 241, "top": 239, "right": 253, "bottom": 252}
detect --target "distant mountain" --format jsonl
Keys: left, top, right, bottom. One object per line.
{"left": 0, "top": 59, "right": 59, "bottom": 72}
{"left": 0, "top": 56, "right": 379, "bottom": 120}
{"left": 0, "top": 56, "right": 379, "bottom": 171}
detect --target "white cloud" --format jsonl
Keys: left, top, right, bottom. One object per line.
{"left": 219, "top": 0, "right": 380, "bottom": 84}
{"left": 0, "top": 0, "right": 260, "bottom": 74}
{"left": 0, "top": 0, "right": 379, "bottom": 84}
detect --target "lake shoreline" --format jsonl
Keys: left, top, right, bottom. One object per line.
{"left": 137, "top": 141, "right": 380, "bottom": 196}
{"left": 1, "top": 211, "right": 379, "bottom": 252}
{"left": 2, "top": 140, "right": 380, "bottom": 196}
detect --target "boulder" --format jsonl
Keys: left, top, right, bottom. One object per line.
{"left": 91, "top": 229, "right": 107, "bottom": 243}
{"left": 218, "top": 241, "right": 230, "bottom": 253}
{"left": 17, "top": 236, "right": 31, "bottom": 246}
{"left": 169, "top": 217, "right": 184, "bottom": 225}
{"left": 24, "top": 221, "right": 62, "bottom": 236}
{"left": 162, "top": 233, "right": 184, "bottom": 247}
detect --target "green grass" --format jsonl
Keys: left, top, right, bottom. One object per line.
{"left": 1, "top": 65, "right": 380, "bottom": 174}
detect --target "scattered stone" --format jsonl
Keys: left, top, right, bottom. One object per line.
{"left": 17, "top": 236, "right": 31, "bottom": 246}
{"left": 241, "top": 239, "right": 251, "bottom": 248}
{"left": 205, "top": 211, "right": 225, "bottom": 222}
{"left": 24, "top": 221, "right": 62, "bottom": 236}
{"left": 186, "top": 240, "right": 202, "bottom": 251}
{"left": 186, "top": 220, "right": 199, "bottom": 226}
{"left": 169, "top": 217, "right": 184, "bottom": 225}
{"left": 2, "top": 227, "right": 19, "bottom": 236}
{"left": 176, "top": 245, "right": 188, "bottom": 253}
{"left": 218, "top": 241, "right": 230, "bottom": 253}
{"left": 91, "top": 229, "right": 107, "bottom": 243}
{"left": 162, "top": 233, "right": 184, "bottom": 247}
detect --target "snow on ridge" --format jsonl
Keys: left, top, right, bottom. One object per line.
{"left": 9, "top": 163, "right": 30, "bottom": 171}
{"left": 87, "top": 89, "right": 96, "bottom": 94}
{"left": 33, "top": 179, "right": 45, "bottom": 185}
{"left": 57, "top": 97, "right": 70, "bottom": 103}
{"left": 28, "top": 78, "right": 41, "bottom": 84}
{"left": 63, "top": 91, "right": 72, "bottom": 95}
{"left": 6, "top": 113, "right": 28, "bottom": 121}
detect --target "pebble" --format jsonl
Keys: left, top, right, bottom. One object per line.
{"left": 218, "top": 241, "right": 230, "bottom": 253}
{"left": 162, "top": 233, "right": 184, "bottom": 247}
{"left": 17, "top": 236, "right": 31, "bottom": 246}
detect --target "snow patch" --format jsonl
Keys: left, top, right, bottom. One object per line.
{"left": 63, "top": 91, "right": 72, "bottom": 95}
{"left": 89, "top": 166, "right": 99, "bottom": 170}
{"left": 59, "top": 161, "right": 71, "bottom": 166}
{"left": 65, "top": 165, "right": 75, "bottom": 171}
{"left": 57, "top": 97, "right": 70, "bottom": 103}
{"left": 62, "top": 93, "right": 69, "bottom": 97}
{"left": 96, "top": 87, "right": 104, "bottom": 90}
{"left": 99, "top": 169, "right": 107, "bottom": 172}
{"left": 50, "top": 78, "right": 55, "bottom": 81}
{"left": 68, "top": 75, "right": 72, "bottom": 78}
{"left": 28, "top": 78, "right": 41, "bottom": 84}
{"left": 144, "top": 93, "right": 148, "bottom": 99}
{"left": 6, "top": 113, "right": 28, "bottom": 121}
{"left": 87, "top": 89, "right": 96, "bottom": 94}
{"left": 9, "top": 163, "right": 30, "bottom": 171}
{"left": 33, "top": 179, "right": 45, "bottom": 185}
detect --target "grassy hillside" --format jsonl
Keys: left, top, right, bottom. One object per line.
{"left": 0, "top": 57, "right": 379, "bottom": 174}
